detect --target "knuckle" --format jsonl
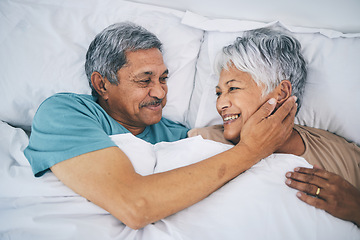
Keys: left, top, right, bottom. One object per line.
{"left": 303, "top": 174, "right": 315, "bottom": 183}
{"left": 304, "top": 184, "right": 314, "bottom": 193}
{"left": 263, "top": 105, "right": 271, "bottom": 112}
{"left": 289, "top": 179, "right": 299, "bottom": 188}
{"left": 312, "top": 199, "right": 323, "bottom": 209}
{"left": 329, "top": 184, "right": 340, "bottom": 193}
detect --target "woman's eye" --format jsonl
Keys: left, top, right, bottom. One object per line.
{"left": 215, "top": 92, "right": 222, "bottom": 97}
{"left": 229, "top": 87, "right": 240, "bottom": 92}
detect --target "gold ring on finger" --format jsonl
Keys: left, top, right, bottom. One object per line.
{"left": 315, "top": 187, "right": 321, "bottom": 196}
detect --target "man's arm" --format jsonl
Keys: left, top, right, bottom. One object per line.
{"left": 51, "top": 96, "right": 297, "bottom": 229}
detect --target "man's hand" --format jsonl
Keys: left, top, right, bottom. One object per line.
{"left": 285, "top": 166, "right": 360, "bottom": 227}
{"left": 238, "top": 96, "right": 297, "bottom": 160}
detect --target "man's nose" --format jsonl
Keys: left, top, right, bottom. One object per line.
{"left": 149, "top": 82, "right": 166, "bottom": 99}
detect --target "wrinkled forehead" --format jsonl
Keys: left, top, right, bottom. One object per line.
{"left": 123, "top": 48, "right": 168, "bottom": 74}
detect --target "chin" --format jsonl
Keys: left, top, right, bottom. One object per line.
{"left": 224, "top": 131, "right": 239, "bottom": 144}
{"left": 228, "top": 137, "right": 240, "bottom": 145}
{"left": 146, "top": 114, "right": 162, "bottom": 126}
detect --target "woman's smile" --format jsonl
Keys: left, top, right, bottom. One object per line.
{"left": 223, "top": 114, "right": 240, "bottom": 124}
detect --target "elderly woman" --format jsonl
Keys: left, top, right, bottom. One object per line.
{"left": 188, "top": 28, "right": 360, "bottom": 227}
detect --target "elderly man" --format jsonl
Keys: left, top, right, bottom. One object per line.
{"left": 24, "top": 22, "right": 296, "bottom": 229}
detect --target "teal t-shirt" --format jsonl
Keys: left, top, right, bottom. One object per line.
{"left": 24, "top": 93, "right": 189, "bottom": 177}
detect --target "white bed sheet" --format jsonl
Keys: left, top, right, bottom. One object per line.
{"left": 1, "top": 0, "right": 360, "bottom": 239}
{"left": 1, "top": 122, "right": 359, "bottom": 240}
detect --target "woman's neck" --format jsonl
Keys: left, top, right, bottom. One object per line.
{"left": 274, "top": 128, "right": 305, "bottom": 156}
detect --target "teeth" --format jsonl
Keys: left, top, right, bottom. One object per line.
{"left": 224, "top": 115, "right": 239, "bottom": 121}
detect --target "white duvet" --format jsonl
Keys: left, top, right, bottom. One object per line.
{"left": 0, "top": 123, "right": 359, "bottom": 240}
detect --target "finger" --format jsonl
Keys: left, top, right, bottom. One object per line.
{"left": 281, "top": 100, "right": 297, "bottom": 125}
{"left": 312, "top": 164, "right": 323, "bottom": 170}
{"left": 286, "top": 171, "right": 328, "bottom": 189}
{"left": 278, "top": 100, "right": 296, "bottom": 139}
{"left": 248, "top": 98, "right": 277, "bottom": 124}
{"left": 286, "top": 176, "right": 324, "bottom": 197}
{"left": 294, "top": 167, "right": 332, "bottom": 180}
{"left": 296, "top": 191, "right": 327, "bottom": 210}
{"left": 269, "top": 96, "right": 297, "bottom": 122}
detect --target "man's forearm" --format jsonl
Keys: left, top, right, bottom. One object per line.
{"left": 51, "top": 144, "right": 259, "bottom": 230}
{"left": 117, "top": 143, "right": 260, "bottom": 228}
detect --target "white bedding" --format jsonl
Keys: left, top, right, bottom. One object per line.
{"left": 1, "top": 122, "right": 359, "bottom": 239}
{"left": 1, "top": 0, "right": 360, "bottom": 239}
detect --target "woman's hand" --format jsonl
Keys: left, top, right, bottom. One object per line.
{"left": 285, "top": 166, "right": 360, "bottom": 227}
{"left": 239, "top": 96, "right": 297, "bottom": 160}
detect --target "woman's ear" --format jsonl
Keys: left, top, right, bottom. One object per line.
{"left": 91, "top": 72, "right": 109, "bottom": 100}
{"left": 275, "top": 80, "right": 292, "bottom": 105}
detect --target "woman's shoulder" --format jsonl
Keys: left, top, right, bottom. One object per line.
{"left": 188, "top": 125, "right": 234, "bottom": 145}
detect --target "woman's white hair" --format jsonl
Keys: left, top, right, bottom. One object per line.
{"left": 215, "top": 27, "right": 307, "bottom": 112}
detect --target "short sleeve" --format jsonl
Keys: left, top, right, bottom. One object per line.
{"left": 24, "top": 93, "right": 120, "bottom": 177}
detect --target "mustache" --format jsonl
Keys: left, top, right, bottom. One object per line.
{"left": 139, "top": 98, "right": 164, "bottom": 108}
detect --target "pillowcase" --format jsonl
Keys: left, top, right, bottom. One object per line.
{"left": 0, "top": 0, "right": 203, "bottom": 130}
{"left": 184, "top": 12, "right": 360, "bottom": 145}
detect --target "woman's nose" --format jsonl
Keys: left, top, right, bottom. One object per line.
{"left": 216, "top": 94, "right": 231, "bottom": 112}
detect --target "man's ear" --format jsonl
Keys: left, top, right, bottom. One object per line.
{"left": 275, "top": 80, "right": 292, "bottom": 105}
{"left": 91, "top": 72, "right": 109, "bottom": 100}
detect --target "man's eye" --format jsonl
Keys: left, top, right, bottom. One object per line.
{"left": 215, "top": 91, "right": 222, "bottom": 97}
{"left": 139, "top": 79, "right": 151, "bottom": 84}
{"left": 160, "top": 76, "right": 168, "bottom": 83}
{"left": 136, "top": 79, "right": 151, "bottom": 88}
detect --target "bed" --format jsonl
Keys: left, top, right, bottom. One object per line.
{"left": 1, "top": 0, "right": 360, "bottom": 239}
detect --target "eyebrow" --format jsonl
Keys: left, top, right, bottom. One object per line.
{"left": 216, "top": 79, "right": 242, "bottom": 89}
{"left": 135, "top": 69, "right": 169, "bottom": 78}
{"left": 162, "top": 69, "right": 169, "bottom": 75}
{"left": 226, "top": 79, "right": 242, "bottom": 85}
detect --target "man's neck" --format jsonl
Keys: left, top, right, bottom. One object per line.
{"left": 123, "top": 124, "right": 146, "bottom": 136}
{"left": 97, "top": 97, "right": 146, "bottom": 136}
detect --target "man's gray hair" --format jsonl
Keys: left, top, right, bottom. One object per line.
{"left": 85, "top": 22, "right": 163, "bottom": 97}
{"left": 215, "top": 27, "right": 307, "bottom": 112}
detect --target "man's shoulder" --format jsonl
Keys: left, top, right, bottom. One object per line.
{"left": 41, "top": 92, "right": 94, "bottom": 106}
{"left": 37, "top": 93, "right": 98, "bottom": 114}
{"left": 33, "top": 92, "right": 103, "bottom": 125}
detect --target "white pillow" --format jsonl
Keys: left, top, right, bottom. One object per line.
{"left": 0, "top": 0, "right": 203, "bottom": 130}
{"left": 184, "top": 12, "right": 360, "bottom": 145}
